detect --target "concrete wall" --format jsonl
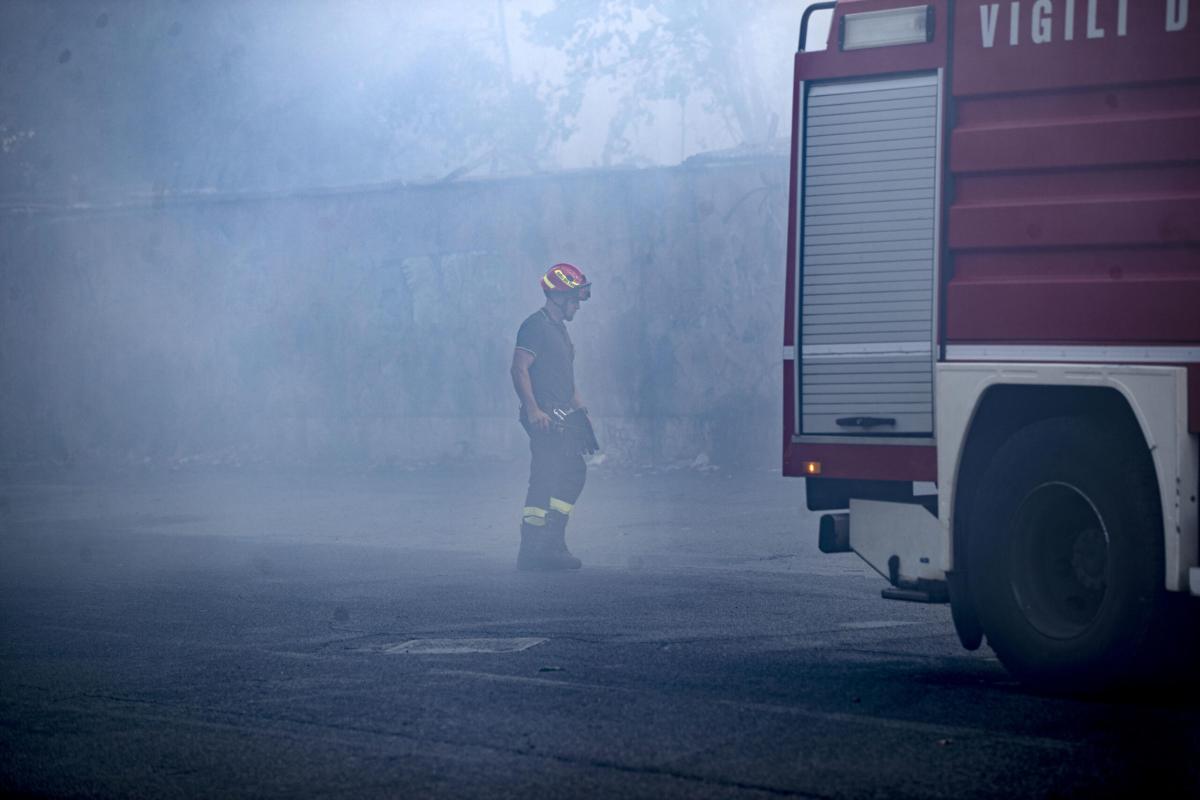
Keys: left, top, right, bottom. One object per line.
{"left": 0, "top": 155, "right": 788, "bottom": 470}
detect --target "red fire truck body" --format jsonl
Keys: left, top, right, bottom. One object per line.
{"left": 784, "top": 0, "right": 1199, "bottom": 686}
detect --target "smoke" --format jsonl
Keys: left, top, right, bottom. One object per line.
{"left": 0, "top": 1, "right": 818, "bottom": 472}
{"left": 0, "top": 0, "right": 810, "bottom": 197}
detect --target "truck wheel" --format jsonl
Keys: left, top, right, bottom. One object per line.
{"left": 967, "top": 416, "right": 1164, "bottom": 691}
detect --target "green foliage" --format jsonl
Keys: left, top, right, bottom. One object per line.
{"left": 527, "top": 0, "right": 777, "bottom": 166}
{"left": 372, "top": 33, "right": 552, "bottom": 181}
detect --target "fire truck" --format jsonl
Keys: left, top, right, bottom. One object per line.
{"left": 784, "top": 0, "right": 1199, "bottom": 688}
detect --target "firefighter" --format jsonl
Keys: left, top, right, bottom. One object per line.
{"left": 510, "top": 263, "right": 599, "bottom": 571}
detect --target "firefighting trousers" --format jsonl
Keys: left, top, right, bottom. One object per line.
{"left": 521, "top": 421, "right": 587, "bottom": 528}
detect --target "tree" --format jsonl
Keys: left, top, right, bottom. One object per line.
{"left": 526, "top": 0, "right": 779, "bottom": 167}
{"left": 374, "top": 32, "right": 552, "bottom": 182}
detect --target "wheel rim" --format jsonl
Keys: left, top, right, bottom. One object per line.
{"left": 1007, "top": 482, "right": 1109, "bottom": 640}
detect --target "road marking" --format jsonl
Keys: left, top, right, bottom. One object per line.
{"left": 429, "top": 669, "right": 633, "bottom": 692}
{"left": 838, "top": 621, "right": 922, "bottom": 630}
{"left": 383, "top": 637, "right": 547, "bottom": 654}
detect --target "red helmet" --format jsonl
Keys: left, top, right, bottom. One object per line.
{"left": 541, "top": 263, "right": 591, "bottom": 300}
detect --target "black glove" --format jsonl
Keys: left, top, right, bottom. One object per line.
{"left": 563, "top": 409, "right": 599, "bottom": 455}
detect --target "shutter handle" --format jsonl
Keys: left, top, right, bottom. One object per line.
{"left": 835, "top": 416, "right": 896, "bottom": 429}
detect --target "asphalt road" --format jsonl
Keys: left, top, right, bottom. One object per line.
{"left": 1, "top": 463, "right": 1197, "bottom": 798}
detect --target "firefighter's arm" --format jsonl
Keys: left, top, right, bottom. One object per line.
{"left": 571, "top": 387, "right": 585, "bottom": 414}
{"left": 511, "top": 348, "right": 551, "bottom": 431}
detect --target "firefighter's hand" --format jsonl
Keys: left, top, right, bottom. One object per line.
{"left": 527, "top": 407, "right": 552, "bottom": 432}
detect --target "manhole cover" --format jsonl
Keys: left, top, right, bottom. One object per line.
{"left": 383, "top": 637, "right": 547, "bottom": 655}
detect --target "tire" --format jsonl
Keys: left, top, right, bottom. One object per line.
{"left": 967, "top": 416, "right": 1165, "bottom": 692}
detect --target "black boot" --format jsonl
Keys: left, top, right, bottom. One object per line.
{"left": 517, "top": 522, "right": 548, "bottom": 571}
{"left": 517, "top": 520, "right": 581, "bottom": 571}
{"left": 545, "top": 510, "right": 582, "bottom": 570}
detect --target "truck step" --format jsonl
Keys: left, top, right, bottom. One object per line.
{"left": 881, "top": 584, "right": 948, "bottom": 604}
{"left": 818, "top": 513, "right": 850, "bottom": 553}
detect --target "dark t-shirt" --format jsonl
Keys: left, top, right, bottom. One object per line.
{"left": 515, "top": 308, "right": 575, "bottom": 412}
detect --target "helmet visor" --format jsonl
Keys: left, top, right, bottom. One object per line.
{"left": 578, "top": 284, "right": 591, "bottom": 301}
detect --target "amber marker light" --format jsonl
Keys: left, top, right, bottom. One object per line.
{"left": 803, "top": 461, "right": 822, "bottom": 475}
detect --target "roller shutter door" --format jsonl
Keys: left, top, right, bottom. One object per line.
{"left": 799, "top": 73, "right": 939, "bottom": 436}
